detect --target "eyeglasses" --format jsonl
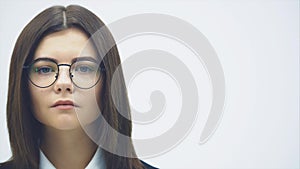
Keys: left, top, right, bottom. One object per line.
{"left": 23, "top": 57, "right": 105, "bottom": 89}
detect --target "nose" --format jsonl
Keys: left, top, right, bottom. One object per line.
{"left": 53, "top": 66, "right": 74, "bottom": 93}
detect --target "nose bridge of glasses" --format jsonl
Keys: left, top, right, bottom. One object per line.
{"left": 56, "top": 64, "right": 72, "bottom": 82}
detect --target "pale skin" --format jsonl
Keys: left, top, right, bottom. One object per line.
{"left": 29, "top": 28, "right": 103, "bottom": 169}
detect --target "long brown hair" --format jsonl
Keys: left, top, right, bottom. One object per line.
{"left": 6, "top": 5, "right": 143, "bottom": 169}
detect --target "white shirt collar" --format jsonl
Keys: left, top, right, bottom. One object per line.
{"left": 39, "top": 148, "right": 106, "bottom": 169}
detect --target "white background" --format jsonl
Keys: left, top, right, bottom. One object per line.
{"left": 0, "top": 1, "right": 299, "bottom": 169}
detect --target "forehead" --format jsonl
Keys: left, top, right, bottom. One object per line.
{"left": 34, "top": 28, "right": 97, "bottom": 62}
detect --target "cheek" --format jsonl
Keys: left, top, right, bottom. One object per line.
{"left": 75, "top": 81, "right": 104, "bottom": 125}
{"left": 92, "top": 76, "right": 104, "bottom": 109}
{"left": 95, "top": 83, "right": 102, "bottom": 108}
{"left": 29, "top": 84, "right": 49, "bottom": 120}
{"left": 89, "top": 82, "right": 103, "bottom": 112}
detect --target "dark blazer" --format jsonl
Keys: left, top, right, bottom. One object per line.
{"left": 0, "top": 160, "right": 158, "bottom": 169}
{"left": 141, "top": 160, "right": 159, "bottom": 169}
{"left": 0, "top": 161, "right": 12, "bottom": 169}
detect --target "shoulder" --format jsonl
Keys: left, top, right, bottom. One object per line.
{"left": 0, "top": 161, "right": 13, "bottom": 169}
{"left": 141, "top": 160, "right": 159, "bottom": 169}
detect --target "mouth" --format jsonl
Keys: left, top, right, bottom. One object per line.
{"left": 51, "top": 100, "right": 79, "bottom": 110}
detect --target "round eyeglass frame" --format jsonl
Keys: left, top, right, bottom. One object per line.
{"left": 23, "top": 58, "right": 106, "bottom": 89}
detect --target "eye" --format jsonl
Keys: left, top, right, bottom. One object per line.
{"left": 34, "top": 66, "right": 55, "bottom": 74}
{"left": 75, "top": 65, "right": 95, "bottom": 73}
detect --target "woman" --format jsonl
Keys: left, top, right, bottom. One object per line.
{"left": 0, "top": 5, "right": 157, "bottom": 169}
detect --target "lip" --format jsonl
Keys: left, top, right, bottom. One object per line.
{"left": 51, "top": 100, "right": 79, "bottom": 110}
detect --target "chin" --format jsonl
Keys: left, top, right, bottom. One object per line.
{"left": 54, "top": 123, "right": 81, "bottom": 131}
{"left": 51, "top": 115, "right": 82, "bottom": 131}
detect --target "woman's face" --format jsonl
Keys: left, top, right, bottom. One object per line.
{"left": 29, "top": 28, "right": 104, "bottom": 130}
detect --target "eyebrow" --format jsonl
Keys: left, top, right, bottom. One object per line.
{"left": 71, "top": 56, "right": 100, "bottom": 64}
{"left": 33, "top": 56, "right": 100, "bottom": 64}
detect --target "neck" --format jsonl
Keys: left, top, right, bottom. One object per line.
{"left": 40, "top": 126, "right": 98, "bottom": 169}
